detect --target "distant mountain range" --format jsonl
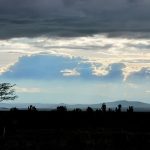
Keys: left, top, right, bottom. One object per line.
{"left": 0, "top": 100, "right": 150, "bottom": 111}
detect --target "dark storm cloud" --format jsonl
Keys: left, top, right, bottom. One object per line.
{"left": 1, "top": 0, "right": 150, "bottom": 39}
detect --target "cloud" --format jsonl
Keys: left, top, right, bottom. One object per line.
{"left": 15, "top": 86, "right": 43, "bottom": 93}
{"left": 0, "top": 34, "right": 150, "bottom": 81}
{"left": 0, "top": 0, "right": 147, "bottom": 17}
{"left": 60, "top": 69, "right": 80, "bottom": 77}
{"left": 1, "top": 0, "right": 150, "bottom": 39}
{"left": 0, "top": 64, "right": 13, "bottom": 75}
{"left": 0, "top": 54, "right": 119, "bottom": 81}
{"left": 127, "top": 67, "right": 150, "bottom": 82}
{"left": 91, "top": 64, "right": 110, "bottom": 76}
{"left": 0, "top": 54, "right": 145, "bottom": 82}
{"left": 145, "top": 90, "right": 150, "bottom": 93}
{"left": 1, "top": 55, "right": 91, "bottom": 80}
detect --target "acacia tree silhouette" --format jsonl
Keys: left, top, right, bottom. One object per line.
{"left": 101, "top": 103, "right": 106, "bottom": 112}
{"left": 115, "top": 104, "right": 122, "bottom": 112}
{"left": 127, "top": 106, "right": 134, "bottom": 112}
{"left": 86, "top": 107, "right": 93, "bottom": 112}
{"left": 57, "top": 106, "right": 67, "bottom": 112}
{"left": 0, "top": 83, "right": 17, "bottom": 102}
{"left": 28, "top": 105, "right": 37, "bottom": 111}
{"left": 0, "top": 83, "right": 17, "bottom": 137}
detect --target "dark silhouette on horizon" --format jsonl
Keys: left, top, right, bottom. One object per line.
{"left": 86, "top": 107, "right": 94, "bottom": 112}
{"left": 2, "top": 100, "right": 150, "bottom": 150}
{"left": 57, "top": 106, "right": 67, "bottom": 112}
{"left": 127, "top": 106, "right": 134, "bottom": 113}
{"left": 27, "top": 105, "right": 37, "bottom": 111}
{"left": 115, "top": 104, "right": 122, "bottom": 112}
{"left": 101, "top": 103, "right": 107, "bottom": 112}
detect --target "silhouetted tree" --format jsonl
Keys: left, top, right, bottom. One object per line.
{"left": 115, "top": 104, "right": 122, "bottom": 112}
{"left": 86, "top": 107, "right": 93, "bottom": 112}
{"left": 101, "top": 103, "right": 106, "bottom": 112}
{"left": 115, "top": 107, "right": 117, "bottom": 112}
{"left": 108, "top": 108, "right": 113, "bottom": 112}
{"left": 0, "top": 83, "right": 17, "bottom": 102}
{"left": 96, "top": 109, "right": 101, "bottom": 112}
{"left": 57, "top": 106, "right": 67, "bottom": 112}
{"left": 10, "top": 107, "right": 18, "bottom": 111}
{"left": 127, "top": 106, "right": 134, "bottom": 112}
{"left": 73, "top": 108, "right": 82, "bottom": 112}
{"left": 118, "top": 104, "right": 122, "bottom": 111}
{"left": 28, "top": 105, "right": 37, "bottom": 111}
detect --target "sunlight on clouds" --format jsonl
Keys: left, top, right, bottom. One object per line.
{"left": 0, "top": 34, "right": 150, "bottom": 80}
{"left": 0, "top": 64, "right": 12, "bottom": 75}
{"left": 91, "top": 64, "right": 110, "bottom": 76}
{"left": 0, "top": 52, "right": 23, "bottom": 76}
{"left": 0, "top": 54, "right": 21, "bottom": 75}
{"left": 60, "top": 68, "right": 80, "bottom": 77}
{"left": 122, "top": 64, "right": 150, "bottom": 81}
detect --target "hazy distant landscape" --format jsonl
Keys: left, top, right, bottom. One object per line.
{"left": 1, "top": 100, "right": 150, "bottom": 112}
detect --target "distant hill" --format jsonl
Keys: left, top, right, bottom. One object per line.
{"left": 67, "top": 100, "right": 150, "bottom": 111}
{"left": 0, "top": 100, "right": 150, "bottom": 111}
{"left": 104, "top": 100, "right": 150, "bottom": 111}
{"left": 106, "top": 100, "right": 150, "bottom": 108}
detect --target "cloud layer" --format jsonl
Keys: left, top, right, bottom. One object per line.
{"left": 0, "top": 34, "right": 150, "bottom": 81}
{"left": 1, "top": 0, "right": 150, "bottom": 39}
{"left": 0, "top": 54, "right": 149, "bottom": 83}
{"left": 1, "top": 55, "right": 93, "bottom": 80}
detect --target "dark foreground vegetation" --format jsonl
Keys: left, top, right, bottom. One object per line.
{"left": 2, "top": 82, "right": 150, "bottom": 149}
{"left": 0, "top": 108, "right": 150, "bottom": 150}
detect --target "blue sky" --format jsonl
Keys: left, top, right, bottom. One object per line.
{"left": 0, "top": 0, "right": 150, "bottom": 103}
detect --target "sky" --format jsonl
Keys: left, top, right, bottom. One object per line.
{"left": 0, "top": 0, "right": 150, "bottom": 104}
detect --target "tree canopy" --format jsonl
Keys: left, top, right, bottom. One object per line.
{"left": 0, "top": 83, "right": 17, "bottom": 102}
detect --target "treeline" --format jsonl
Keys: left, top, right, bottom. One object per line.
{"left": 10, "top": 103, "right": 134, "bottom": 113}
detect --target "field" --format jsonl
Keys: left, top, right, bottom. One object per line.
{"left": 0, "top": 111, "right": 150, "bottom": 150}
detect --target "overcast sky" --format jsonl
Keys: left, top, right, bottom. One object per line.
{"left": 0, "top": 0, "right": 150, "bottom": 104}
